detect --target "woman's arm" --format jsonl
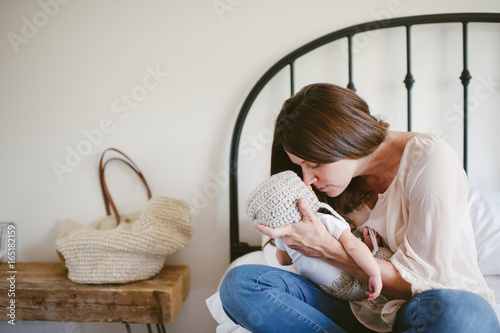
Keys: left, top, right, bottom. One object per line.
{"left": 255, "top": 198, "right": 412, "bottom": 299}
{"left": 330, "top": 252, "right": 412, "bottom": 299}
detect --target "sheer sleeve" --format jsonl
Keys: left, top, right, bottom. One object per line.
{"left": 390, "top": 135, "right": 494, "bottom": 304}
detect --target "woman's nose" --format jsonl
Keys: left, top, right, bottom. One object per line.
{"left": 302, "top": 170, "right": 316, "bottom": 186}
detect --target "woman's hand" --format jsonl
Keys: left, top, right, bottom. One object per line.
{"left": 255, "top": 198, "right": 412, "bottom": 299}
{"left": 255, "top": 198, "right": 354, "bottom": 265}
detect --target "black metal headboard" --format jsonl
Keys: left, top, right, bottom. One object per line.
{"left": 229, "top": 13, "right": 500, "bottom": 262}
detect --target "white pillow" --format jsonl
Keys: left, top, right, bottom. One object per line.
{"left": 206, "top": 292, "right": 251, "bottom": 333}
{"left": 468, "top": 188, "right": 500, "bottom": 276}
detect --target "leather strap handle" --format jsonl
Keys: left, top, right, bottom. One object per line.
{"left": 99, "top": 148, "right": 152, "bottom": 226}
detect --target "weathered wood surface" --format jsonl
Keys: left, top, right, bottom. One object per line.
{"left": 0, "top": 263, "right": 189, "bottom": 323}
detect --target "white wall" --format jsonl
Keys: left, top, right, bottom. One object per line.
{"left": 1, "top": 1, "right": 499, "bottom": 332}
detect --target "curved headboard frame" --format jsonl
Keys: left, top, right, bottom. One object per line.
{"left": 229, "top": 12, "right": 500, "bottom": 262}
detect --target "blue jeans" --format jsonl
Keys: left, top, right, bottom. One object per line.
{"left": 220, "top": 264, "right": 500, "bottom": 333}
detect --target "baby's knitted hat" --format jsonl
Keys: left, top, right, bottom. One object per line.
{"left": 246, "top": 170, "right": 323, "bottom": 228}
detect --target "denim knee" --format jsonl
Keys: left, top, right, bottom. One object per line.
{"left": 219, "top": 265, "right": 273, "bottom": 315}
{"left": 219, "top": 265, "right": 246, "bottom": 308}
{"left": 394, "top": 289, "right": 500, "bottom": 332}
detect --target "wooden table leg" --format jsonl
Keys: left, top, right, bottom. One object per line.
{"left": 155, "top": 323, "right": 167, "bottom": 333}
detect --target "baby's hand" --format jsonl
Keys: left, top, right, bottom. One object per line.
{"left": 366, "top": 275, "right": 382, "bottom": 301}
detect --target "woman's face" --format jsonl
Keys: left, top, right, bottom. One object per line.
{"left": 286, "top": 151, "right": 358, "bottom": 197}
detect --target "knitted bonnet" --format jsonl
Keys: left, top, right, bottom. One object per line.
{"left": 246, "top": 170, "right": 328, "bottom": 228}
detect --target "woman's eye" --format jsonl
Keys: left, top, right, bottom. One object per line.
{"left": 311, "top": 163, "right": 321, "bottom": 170}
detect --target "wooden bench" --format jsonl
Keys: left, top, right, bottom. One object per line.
{"left": 0, "top": 263, "right": 189, "bottom": 331}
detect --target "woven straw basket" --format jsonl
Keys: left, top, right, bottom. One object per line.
{"left": 55, "top": 148, "right": 193, "bottom": 284}
{"left": 56, "top": 196, "right": 192, "bottom": 284}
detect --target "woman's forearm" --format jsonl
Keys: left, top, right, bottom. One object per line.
{"left": 319, "top": 241, "right": 412, "bottom": 299}
{"left": 276, "top": 248, "right": 293, "bottom": 266}
{"left": 373, "top": 259, "right": 412, "bottom": 299}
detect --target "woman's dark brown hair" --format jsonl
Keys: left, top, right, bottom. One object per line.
{"left": 270, "top": 83, "right": 389, "bottom": 217}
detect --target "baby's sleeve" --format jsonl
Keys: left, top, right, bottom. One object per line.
{"left": 316, "top": 212, "right": 350, "bottom": 239}
{"left": 274, "top": 237, "right": 287, "bottom": 251}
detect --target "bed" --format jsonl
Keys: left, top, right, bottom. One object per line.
{"left": 207, "top": 13, "right": 500, "bottom": 332}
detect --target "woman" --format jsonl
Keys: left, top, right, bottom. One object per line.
{"left": 220, "top": 83, "right": 499, "bottom": 332}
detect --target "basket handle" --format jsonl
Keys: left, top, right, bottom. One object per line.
{"left": 99, "top": 148, "right": 152, "bottom": 226}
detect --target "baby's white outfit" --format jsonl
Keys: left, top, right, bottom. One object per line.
{"left": 275, "top": 210, "right": 391, "bottom": 300}
{"left": 275, "top": 211, "right": 348, "bottom": 286}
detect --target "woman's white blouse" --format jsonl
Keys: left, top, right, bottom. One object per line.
{"left": 350, "top": 133, "right": 496, "bottom": 331}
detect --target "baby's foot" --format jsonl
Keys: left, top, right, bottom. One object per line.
{"left": 363, "top": 227, "right": 373, "bottom": 251}
{"left": 363, "top": 227, "right": 380, "bottom": 252}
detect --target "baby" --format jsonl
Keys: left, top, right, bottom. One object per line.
{"left": 246, "top": 170, "right": 390, "bottom": 301}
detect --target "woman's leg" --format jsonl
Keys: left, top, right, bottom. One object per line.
{"left": 393, "top": 289, "right": 500, "bottom": 332}
{"left": 219, "top": 264, "right": 374, "bottom": 333}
